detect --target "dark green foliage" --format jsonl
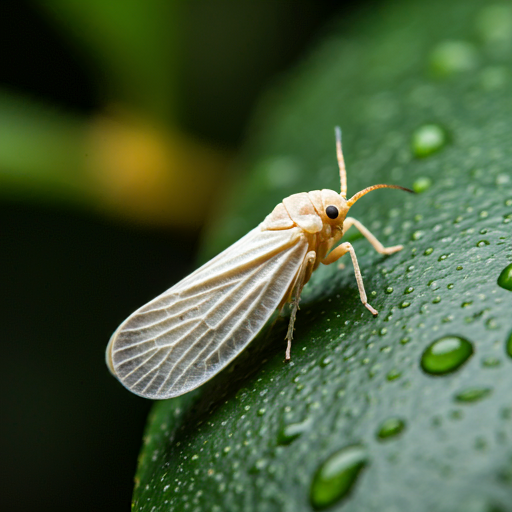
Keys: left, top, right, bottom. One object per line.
{"left": 133, "top": 0, "right": 512, "bottom": 510}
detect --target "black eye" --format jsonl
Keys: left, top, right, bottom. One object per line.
{"left": 326, "top": 205, "right": 339, "bottom": 219}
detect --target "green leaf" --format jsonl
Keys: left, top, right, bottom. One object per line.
{"left": 134, "top": 0, "right": 512, "bottom": 510}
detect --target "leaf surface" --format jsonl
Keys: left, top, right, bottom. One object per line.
{"left": 134, "top": 0, "right": 512, "bottom": 510}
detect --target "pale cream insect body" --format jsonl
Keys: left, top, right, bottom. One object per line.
{"left": 107, "top": 128, "right": 412, "bottom": 399}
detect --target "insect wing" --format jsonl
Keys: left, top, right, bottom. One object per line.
{"left": 107, "top": 226, "right": 308, "bottom": 399}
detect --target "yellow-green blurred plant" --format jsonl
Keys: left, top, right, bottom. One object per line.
{"left": 0, "top": 0, "right": 229, "bottom": 227}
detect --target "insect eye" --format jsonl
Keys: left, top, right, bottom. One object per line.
{"left": 325, "top": 205, "right": 339, "bottom": 219}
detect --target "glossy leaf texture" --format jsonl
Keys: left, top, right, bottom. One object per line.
{"left": 134, "top": 0, "right": 512, "bottom": 510}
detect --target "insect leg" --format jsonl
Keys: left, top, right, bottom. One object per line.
{"left": 343, "top": 217, "right": 403, "bottom": 255}
{"left": 321, "top": 242, "right": 378, "bottom": 316}
{"left": 285, "top": 251, "right": 316, "bottom": 361}
{"left": 265, "top": 303, "right": 287, "bottom": 342}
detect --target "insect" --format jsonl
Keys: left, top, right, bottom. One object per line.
{"left": 106, "top": 127, "right": 412, "bottom": 399}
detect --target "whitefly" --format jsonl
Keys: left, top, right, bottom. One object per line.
{"left": 106, "top": 127, "right": 413, "bottom": 399}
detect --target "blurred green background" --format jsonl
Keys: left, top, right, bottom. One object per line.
{"left": 0, "top": 1, "right": 352, "bottom": 511}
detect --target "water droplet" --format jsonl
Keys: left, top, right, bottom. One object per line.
{"left": 461, "top": 301, "right": 473, "bottom": 308}
{"left": 455, "top": 387, "right": 492, "bottom": 403}
{"left": 377, "top": 418, "right": 406, "bottom": 440}
{"left": 400, "top": 301, "right": 411, "bottom": 309}
{"left": 432, "top": 296, "right": 441, "bottom": 304}
{"left": 429, "top": 40, "right": 478, "bottom": 78}
{"left": 309, "top": 445, "right": 367, "bottom": 510}
{"left": 386, "top": 369, "right": 401, "bottom": 381}
{"left": 412, "top": 124, "right": 448, "bottom": 157}
{"left": 476, "top": 240, "right": 490, "bottom": 247}
{"left": 497, "top": 263, "right": 512, "bottom": 291}
{"left": 476, "top": 5, "right": 512, "bottom": 44}
{"left": 400, "top": 337, "right": 410, "bottom": 345}
{"left": 438, "top": 254, "right": 448, "bottom": 261}
{"left": 424, "top": 247, "right": 434, "bottom": 255}
{"left": 506, "top": 331, "right": 512, "bottom": 358}
{"left": 277, "top": 418, "right": 312, "bottom": 445}
{"left": 485, "top": 317, "right": 498, "bottom": 330}
{"left": 412, "top": 176, "right": 432, "bottom": 193}
{"left": 320, "top": 357, "right": 332, "bottom": 368}
{"left": 456, "top": 265, "right": 463, "bottom": 271}
{"left": 257, "top": 408, "right": 266, "bottom": 416}
{"left": 447, "top": 283, "right": 454, "bottom": 290}
{"left": 250, "top": 458, "right": 268, "bottom": 473}
{"left": 411, "top": 230, "right": 424, "bottom": 241}
{"left": 404, "top": 287, "right": 414, "bottom": 294}
{"left": 421, "top": 336, "right": 474, "bottom": 375}
{"left": 385, "top": 286, "right": 394, "bottom": 294}
{"left": 482, "top": 356, "right": 501, "bottom": 368}
{"left": 449, "top": 409, "right": 464, "bottom": 420}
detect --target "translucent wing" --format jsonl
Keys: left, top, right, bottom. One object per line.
{"left": 107, "top": 226, "right": 308, "bottom": 399}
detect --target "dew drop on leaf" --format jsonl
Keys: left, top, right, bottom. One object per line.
{"left": 454, "top": 387, "right": 492, "bottom": 403}
{"left": 497, "top": 263, "right": 512, "bottom": 291}
{"left": 277, "top": 418, "right": 312, "bottom": 446}
{"left": 412, "top": 176, "right": 433, "bottom": 193}
{"left": 481, "top": 356, "right": 500, "bottom": 368}
{"left": 309, "top": 445, "right": 367, "bottom": 510}
{"left": 429, "top": 40, "right": 478, "bottom": 77}
{"left": 386, "top": 369, "right": 401, "bottom": 381}
{"left": 412, "top": 124, "right": 448, "bottom": 157}
{"left": 376, "top": 418, "right": 406, "bottom": 440}
{"left": 421, "top": 336, "right": 474, "bottom": 375}
{"left": 485, "top": 317, "right": 498, "bottom": 330}
{"left": 476, "top": 4, "right": 512, "bottom": 43}
{"left": 506, "top": 331, "right": 512, "bottom": 358}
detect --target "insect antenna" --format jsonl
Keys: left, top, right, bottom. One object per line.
{"left": 335, "top": 126, "right": 347, "bottom": 198}
{"left": 347, "top": 184, "right": 414, "bottom": 207}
